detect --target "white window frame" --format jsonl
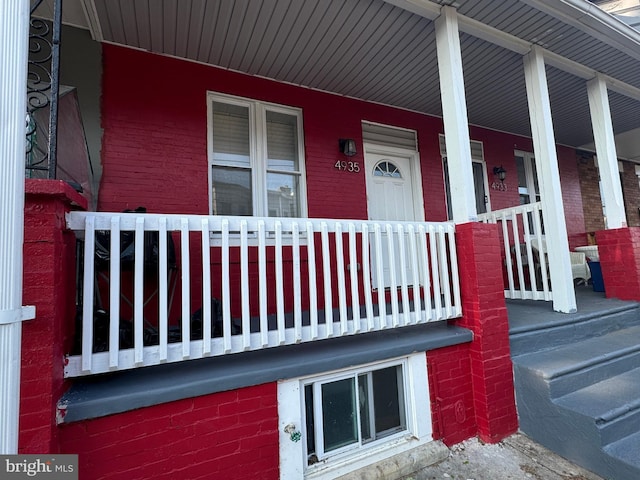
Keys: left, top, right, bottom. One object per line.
{"left": 206, "top": 91, "right": 308, "bottom": 218}
{"left": 440, "top": 135, "right": 490, "bottom": 220}
{"left": 278, "top": 354, "right": 432, "bottom": 480}
{"left": 514, "top": 150, "right": 540, "bottom": 205}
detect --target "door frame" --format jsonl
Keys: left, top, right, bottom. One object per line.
{"left": 515, "top": 149, "right": 540, "bottom": 205}
{"left": 472, "top": 158, "right": 491, "bottom": 214}
{"left": 363, "top": 142, "right": 425, "bottom": 223}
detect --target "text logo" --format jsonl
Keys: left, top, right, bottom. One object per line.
{"left": 0, "top": 455, "right": 77, "bottom": 479}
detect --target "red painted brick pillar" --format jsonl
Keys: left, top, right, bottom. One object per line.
{"left": 20, "top": 180, "right": 87, "bottom": 453}
{"left": 596, "top": 227, "right": 640, "bottom": 301}
{"left": 454, "top": 222, "right": 518, "bottom": 443}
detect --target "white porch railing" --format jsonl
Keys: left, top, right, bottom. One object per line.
{"left": 65, "top": 212, "right": 462, "bottom": 377}
{"left": 478, "top": 202, "right": 552, "bottom": 301}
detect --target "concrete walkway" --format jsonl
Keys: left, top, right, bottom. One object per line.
{"left": 404, "top": 433, "right": 602, "bottom": 480}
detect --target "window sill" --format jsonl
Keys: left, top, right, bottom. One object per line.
{"left": 304, "top": 435, "right": 445, "bottom": 480}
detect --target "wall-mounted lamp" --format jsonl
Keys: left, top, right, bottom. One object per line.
{"left": 493, "top": 166, "right": 507, "bottom": 182}
{"left": 339, "top": 138, "right": 357, "bottom": 157}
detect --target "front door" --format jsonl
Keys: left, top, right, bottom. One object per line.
{"left": 365, "top": 149, "right": 420, "bottom": 288}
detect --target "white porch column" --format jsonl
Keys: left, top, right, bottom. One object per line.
{"left": 0, "top": 0, "right": 30, "bottom": 454}
{"left": 523, "top": 46, "right": 576, "bottom": 313}
{"left": 435, "top": 6, "right": 477, "bottom": 223}
{"left": 588, "top": 76, "right": 626, "bottom": 229}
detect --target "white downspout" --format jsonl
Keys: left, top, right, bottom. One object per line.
{"left": 0, "top": 0, "right": 34, "bottom": 454}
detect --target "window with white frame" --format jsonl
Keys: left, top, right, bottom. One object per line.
{"left": 207, "top": 92, "right": 306, "bottom": 217}
{"left": 515, "top": 151, "right": 540, "bottom": 206}
{"left": 278, "top": 354, "right": 432, "bottom": 479}
{"left": 440, "top": 135, "right": 489, "bottom": 219}
{"left": 304, "top": 363, "right": 407, "bottom": 464}
{"left": 515, "top": 150, "right": 545, "bottom": 236}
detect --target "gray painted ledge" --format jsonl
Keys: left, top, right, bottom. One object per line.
{"left": 59, "top": 321, "right": 472, "bottom": 423}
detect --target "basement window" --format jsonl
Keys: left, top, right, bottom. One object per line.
{"left": 278, "top": 354, "right": 433, "bottom": 479}
{"left": 304, "top": 364, "right": 406, "bottom": 464}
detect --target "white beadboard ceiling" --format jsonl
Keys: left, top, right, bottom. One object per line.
{"left": 34, "top": 0, "right": 640, "bottom": 153}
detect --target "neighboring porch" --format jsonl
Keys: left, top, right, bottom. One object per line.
{"left": 508, "top": 286, "right": 640, "bottom": 479}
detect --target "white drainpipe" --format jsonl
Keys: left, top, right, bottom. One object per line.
{"left": 0, "top": 0, "right": 35, "bottom": 454}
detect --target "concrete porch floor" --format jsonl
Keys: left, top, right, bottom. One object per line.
{"left": 506, "top": 284, "right": 638, "bottom": 336}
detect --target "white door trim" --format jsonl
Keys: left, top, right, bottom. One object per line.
{"left": 473, "top": 158, "right": 491, "bottom": 213}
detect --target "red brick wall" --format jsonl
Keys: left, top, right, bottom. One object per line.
{"left": 98, "top": 46, "right": 588, "bottom": 315}
{"left": 621, "top": 162, "right": 640, "bottom": 227}
{"left": 21, "top": 180, "right": 87, "bottom": 453}
{"left": 578, "top": 154, "right": 605, "bottom": 236}
{"left": 98, "top": 45, "right": 586, "bottom": 234}
{"left": 98, "top": 45, "right": 447, "bottom": 221}
{"left": 427, "top": 222, "right": 518, "bottom": 446}
{"left": 557, "top": 146, "right": 588, "bottom": 249}
{"left": 468, "top": 126, "right": 529, "bottom": 212}
{"left": 467, "top": 129, "right": 586, "bottom": 246}
{"left": 577, "top": 157, "right": 640, "bottom": 237}
{"left": 596, "top": 227, "right": 640, "bottom": 301}
{"left": 57, "top": 383, "right": 279, "bottom": 480}
{"left": 427, "top": 344, "right": 476, "bottom": 445}
{"left": 453, "top": 222, "right": 518, "bottom": 443}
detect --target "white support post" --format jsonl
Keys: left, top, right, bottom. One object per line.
{"left": 523, "top": 46, "right": 576, "bottom": 313}
{"left": 588, "top": 76, "right": 626, "bottom": 229}
{"left": 0, "top": 0, "right": 30, "bottom": 454}
{"left": 435, "top": 6, "right": 477, "bottom": 223}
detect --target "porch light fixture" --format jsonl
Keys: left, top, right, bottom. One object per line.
{"left": 493, "top": 166, "right": 507, "bottom": 182}
{"left": 339, "top": 138, "right": 357, "bottom": 157}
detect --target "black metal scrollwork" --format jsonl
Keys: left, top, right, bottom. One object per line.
{"left": 26, "top": 0, "right": 61, "bottom": 179}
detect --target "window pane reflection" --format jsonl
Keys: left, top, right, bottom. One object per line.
{"left": 211, "top": 166, "right": 252, "bottom": 215}
{"left": 321, "top": 378, "right": 357, "bottom": 452}
{"left": 267, "top": 172, "right": 299, "bottom": 217}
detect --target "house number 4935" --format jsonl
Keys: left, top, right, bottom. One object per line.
{"left": 334, "top": 160, "right": 360, "bottom": 172}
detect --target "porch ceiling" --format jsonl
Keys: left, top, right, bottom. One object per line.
{"left": 36, "top": 0, "right": 640, "bottom": 153}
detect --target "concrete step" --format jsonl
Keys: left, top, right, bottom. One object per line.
{"left": 513, "top": 317, "right": 640, "bottom": 480}
{"left": 555, "top": 366, "right": 640, "bottom": 445}
{"left": 509, "top": 302, "right": 640, "bottom": 356}
{"left": 605, "top": 430, "right": 640, "bottom": 477}
{"left": 514, "top": 325, "right": 640, "bottom": 398}
{"left": 514, "top": 360, "right": 640, "bottom": 479}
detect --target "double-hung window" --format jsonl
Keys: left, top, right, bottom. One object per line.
{"left": 207, "top": 92, "right": 306, "bottom": 218}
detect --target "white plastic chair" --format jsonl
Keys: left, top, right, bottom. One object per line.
{"left": 570, "top": 251, "right": 591, "bottom": 284}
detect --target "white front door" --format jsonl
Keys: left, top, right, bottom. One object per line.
{"left": 365, "top": 149, "right": 421, "bottom": 288}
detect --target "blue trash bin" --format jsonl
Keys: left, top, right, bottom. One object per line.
{"left": 588, "top": 261, "right": 604, "bottom": 292}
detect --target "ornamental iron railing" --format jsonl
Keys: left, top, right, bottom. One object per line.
{"left": 26, "top": 0, "right": 62, "bottom": 179}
